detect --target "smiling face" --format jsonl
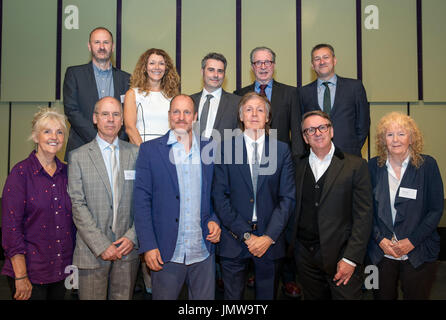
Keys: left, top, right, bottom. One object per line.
{"left": 169, "top": 95, "right": 197, "bottom": 134}
{"left": 34, "top": 119, "right": 65, "bottom": 157}
{"left": 302, "top": 115, "right": 334, "bottom": 156}
{"left": 311, "top": 46, "right": 337, "bottom": 80}
{"left": 385, "top": 124, "right": 411, "bottom": 159}
{"left": 146, "top": 54, "right": 166, "bottom": 84}
{"left": 251, "top": 49, "right": 275, "bottom": 84}
{"left": 202, "top": 58, "right": 225, "bottom": 92}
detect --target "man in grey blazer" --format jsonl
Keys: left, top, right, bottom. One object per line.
{"left": 63, "top": 27, "right": 130, "bottom": 160}
{"left": 68, "top": 96, "right": 139, "bottom": 300}
{"left": 190, "top": 52, "right": 241, "bottom": 142}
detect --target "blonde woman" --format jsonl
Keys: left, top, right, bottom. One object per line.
{"left": 124, "top": 48, "right": 180, "bottom": 146}
{"left": 368, "top": 112, "right": 444, "bottom": 299}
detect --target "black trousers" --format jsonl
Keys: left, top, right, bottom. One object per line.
{"left": 7, "top": 277, "right": 67, "bottom": 300}
{"left": 294, "top": 241, "right": 364, "bottom": 300}
{"left": 374, "top": 257, "right": 437, "bottom": 300}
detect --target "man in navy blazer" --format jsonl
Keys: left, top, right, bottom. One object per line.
{"left": 299, "top": 44, "right": 369, "bottom": 157}
{"left": 63, "top": 27, "right": 130, "bottom": 160}
{"left": 133, "top": 94, "right": 221, "bottom": 300}
{"left": 212, "top": 92, "right": 295, "bottom": 300}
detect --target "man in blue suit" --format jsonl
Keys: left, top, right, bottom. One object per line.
{"left": 133, "top": 94, "right": 221, "bottom": 300}
{"left": 299, "top": 43, "right": 370, "bottom": 157}
{"left": 212, "top": 92, "right": 295, "bottom": 300}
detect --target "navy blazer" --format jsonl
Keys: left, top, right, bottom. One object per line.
{"left": 212, "top": 135, "right": 295, "bottom": 260}
{"left": 63, "top": 62, "right": 130, "bottom": 159}
{"left": 133, "top": 131, "right": 219, "bottom": 262}
{"left": 367, "top": 155, "right": 444, "bottom": 268}
{"left": 299, "top": 76, "right": 369, "bottom": 156}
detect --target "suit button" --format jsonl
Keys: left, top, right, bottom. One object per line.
{"left": 175, "top": 218, "right": 179, "bottom": 223}
{"left": 250, "top": 198, "right": 254, "bottom": 203}
{"left": 176, "top": 196, "right": 179, "bottom": 200}
{"left": 315, "top": 202, "right": 319, "bottom": 207}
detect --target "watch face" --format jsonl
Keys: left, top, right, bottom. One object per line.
{"left": 244, "top": 232, "right": 251, "bottom": 241}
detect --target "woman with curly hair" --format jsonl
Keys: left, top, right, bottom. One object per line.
{"left": 367, "top": 112, "right": 444, "bottom": 299}
{"left": 124, "top": 48, "right": 180, "bottom": 145}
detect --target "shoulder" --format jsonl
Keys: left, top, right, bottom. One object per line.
{"left": 234, "top": 83, "right": 254, "bottom": 95}
{"left": 337, "top": 76, "right": 364, "bottom": 88}
{"left": 69, "top": 141, "right": 94, "bottom": 159}
{"left": 419, "top": 154, "right": 440, "bottom": 171}
{"left": 341, "top": 150, "right": 367, "bottom": 167}
{"left": 273, "top": 80, "right": 296, "bottom": 91}
{"left": 113, "top": 67, "right": 131, "bottom": 78}
{"left": 120, "top": 139, "right": 138, "bottom": 152}
{"left": 222, "top": 90, "right": 242, "bottom": 102}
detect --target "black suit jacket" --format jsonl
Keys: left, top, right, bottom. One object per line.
{"left": 190, "top": 89, "right": 241, "bottom": 139}
{"left": 234, "top": 80, "right": 305, "bottom": 157}
{"left": 290, "top": 147, "right": 373, "bottom": 275}
{"left": 63, "top": 61, "right": 131, "bottom": 159}
{"left": 299, "top": 76, "right": 370, "bottom": 157}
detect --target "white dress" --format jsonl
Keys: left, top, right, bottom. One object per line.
{"left": 133, "top": 88, "right": 171, "bottom": 142}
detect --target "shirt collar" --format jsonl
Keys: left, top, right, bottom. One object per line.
{"left": 92, "top": 61, "right": 112, "bottom": 74}
{"left": 29, "top": 150, "right": 63, "bottom": 175}
{"left": 317, "top": 74, "right": 337, "bottom": 86}
{"left": 202, "top": 87, "right": 222, "bottom": 100}
{"left": 385, "top": 154, "right": 411, "bottom": 170}
{"left": 243, "top": 131, "right": 266, "bottom": 145}
{"left": 255, "top": 79, "right": 273, "bottom": 90}
{"left": 96, "top": 134, "right": 119, "bottom": 151}
{"left": 309, "top": 141, "right": 335, "bottom": 162}
{"left": 167, "top": 130, "right": 199, "bottom": 151}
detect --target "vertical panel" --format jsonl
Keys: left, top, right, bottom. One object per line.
{"left": 1, "top": 0, "right": 57, "bottom": 101}
{"left": 369, "top": 103, "right": 407, "bottom": 158}
{"left": 60, "top": 0, "right": 117, "bottom": 100}
{"left": 301, "top": 0, "right": 357, "bottom": 85}
{"left": 181, "top": 0, "right": 236, "bottom": 94}
{"left": 121, "top": 0, "right": 176, "bottom": 78}
{"left": 362, "top": 0, "right": 418, "bottom": 102}
{"left": 241, "top": 0, "right": 296, "bottom": 87}
{"left": 51, "top": 100, "right": 69, "bottom": 162}
{"left": 422, "top": 0, "right": 446, "bottom": 102}
{"left": 0, "top": 102, "right": 9, "bottom": 191}
{"left": 411, "top": 103, "right": 446, "bottom": 194}
{"left": 9, "top": 103, "right": 41, "bottom": 169}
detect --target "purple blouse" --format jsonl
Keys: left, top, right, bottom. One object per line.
{"left": 1, "top": 151, "right": 75, "bottom": 284}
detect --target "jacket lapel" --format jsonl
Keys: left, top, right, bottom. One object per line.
{"left": 88, "top": 140, "right": 112, "bottom": 203}
{"left": 374, "top": 165, "right": 394, "bottom": 232}
{"left": 212, "top": 90, "right": 227, "bottom": 131}
{"left": 319, "top": 150, "right": 344, "bottom": 205}
{"left": 157, "top": 133, "right": 180, "bottom": 196}
{"left": 117, "top": 140, "right": 129, "bottom": 204}
{"left": 394, "top": 162, "right": 418, "bottom": 225}
{"left": 237, "top": 136, "right": 254, "bottom": 195}
{"left": 331, "top": 75, "right": 343, "bottom": 116}
{"left": 87, "top": 62, "right": 100, "bottom": 102}
{"left": 256, "top": 136, "right": 270, "bottom": 193}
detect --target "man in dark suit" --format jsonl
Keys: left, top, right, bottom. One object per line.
{"left": 212, "top": 92, "right": 295, "bottom": 300}
{"left": 63, "top": 27, "right": 130, "bottom": 160}
{"left": 299, "top": 43, "right": 370, "bottom": 157}
{"left": 290, "top": 110, "right": 372, "bottom": 300}
{"left": 190, "top": 52, "right": 241, "bottom": 141}
{"left": 234, "top": 47, "right": 305, "bottom": 158}
{"left": 133, "top": 95, "right": 221, "bottom": 300}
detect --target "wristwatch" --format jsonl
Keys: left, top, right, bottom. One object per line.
{"left": 243, "top": 232, "right": 251, "bottom": 242}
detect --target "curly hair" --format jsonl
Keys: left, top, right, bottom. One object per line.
{"left": 375, "top": 112, "right": 424, "bottom": 168}
{"left": 29, "top": 107, "right": 67, "bottom": 142}
{"left": 130, "top": 48, "right": 180, "bottom": 98}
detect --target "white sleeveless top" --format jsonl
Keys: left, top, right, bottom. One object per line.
{"left": 133, "top": 88, "right": 171, "bottom": 142}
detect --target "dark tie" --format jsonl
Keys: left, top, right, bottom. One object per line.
{"left": 251, "top": 142, "right": 259, "bottom": 196}
{"left": 259, "top": 84, "right": 267, "bottom": 98}
{"left": 200, "top": 94, "right": 213, "bottom": 135}
{"left": 322, "top": 82, "right": 331, "bottom": 115}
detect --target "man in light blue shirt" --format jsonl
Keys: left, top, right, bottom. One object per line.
{"left": 134, "top": 94, "right": 221, "bottom": 300}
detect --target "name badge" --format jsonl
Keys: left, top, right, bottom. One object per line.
{"left": 399, "top": 187, "right": 417, "bottom": 200}
{"left": 124, "top": 170, "right": 136, "bottom": 180}
{"left": 120, "top": 94, "right": 126, "bottom": 104}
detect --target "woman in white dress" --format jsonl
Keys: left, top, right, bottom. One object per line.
{"left": 124, "top": 48, "right": 180, "bottom": 146}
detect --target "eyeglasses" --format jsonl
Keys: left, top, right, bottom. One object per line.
{"left": 252, "top": 60, "right": 274, "bottom": 68}
{"left": 303, "top": 123, "right": 331, "bottom": 136}
{"left": 95, "top": 111, "right": 122, "bottom": 119}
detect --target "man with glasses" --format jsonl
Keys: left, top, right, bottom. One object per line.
{"left": 234, "top": 47, "right": 305, "bottom": 158}
{"left": 68, "top": 97, "right": 139, "bottom": 299}
{"left": 63, "top": 27, "right": 131, "bottom": 160}
{"left": 288, "top": 110, "right": 372, "bottom": 300}
{"left": 299, "top": 43, "right": 369, "bottom": 157}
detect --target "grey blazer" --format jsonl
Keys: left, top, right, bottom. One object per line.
{"left": 68, "top": 138, "right": 139, "bottom": 269}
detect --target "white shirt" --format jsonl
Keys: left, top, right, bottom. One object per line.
{"left": 198, "top": 88, "right": 222, "bottom": 139}
{"left": 309, "top": 142, "right": 356, "bottom": 267}
{"left": 385, "top": 155, "right": 410, "bottom": 261}
{"left": 244, "top": 132, "right": 265, "bottom": 222}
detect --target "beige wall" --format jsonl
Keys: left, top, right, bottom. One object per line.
{"left": 1, "top": 0, "right": 445, "bottom": 198}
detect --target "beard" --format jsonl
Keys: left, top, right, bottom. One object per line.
{"left": 92, "top": 49, "right": 112, "bottom": 64}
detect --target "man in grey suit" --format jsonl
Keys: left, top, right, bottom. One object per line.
{"left": 63, "top": 27, "right": 130, "bottom": 160}
{"left": 68, "top": 96, "right": 139, "bottom": 300}
{"left": 190, "top": 52, "right": 241, "bottom": 141}
{"left": 299, "top": 43, "right": 370, "bottom": 157}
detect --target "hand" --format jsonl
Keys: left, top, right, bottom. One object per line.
{"left": 333, "top": 260, "right": 355, "bottom": 286}
{"left": 113, "top": 237, "right": 135, "bottom": 257}
{"left": 392, "top": 238, "right": 415, "bottom": 256}
{"left": 100, "top": 244, "right": 121, "bottom": 261}
{"left": 246, "top": 235, "right": 273, "bottom": 258}
{"left": 206, "top": 221, "right": 221, "bottom": 243}
{"left": 144, "top": 249, "right": 164, "bottom": 272}
{"left": 14, "top": 277, "right": 32, "bottom": 300}
{"left": 378, "top": 238, "right": 401, "bottom": 258}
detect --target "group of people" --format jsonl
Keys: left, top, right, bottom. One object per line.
{"left": 1, "top": 26, "right": 443, "bottom": 301}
